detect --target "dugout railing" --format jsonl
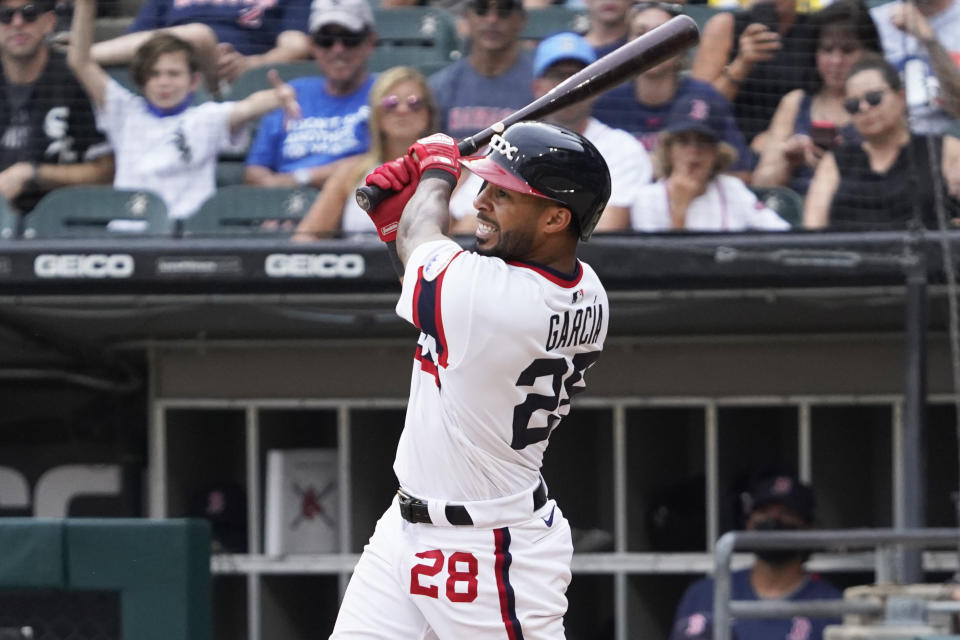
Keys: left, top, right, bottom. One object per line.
{"left": 713, "top": 528, "right": 960, "bottom": 640}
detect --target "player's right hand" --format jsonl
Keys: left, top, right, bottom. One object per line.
{"left": 408, "top": 133, "right": 461, "bottom": 182}
{"left": 364, "top": 155, "right": 418, "bottom": 243}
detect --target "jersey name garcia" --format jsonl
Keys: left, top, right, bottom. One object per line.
{"left": 395, "top": 239, "right": 608, "bottom": 502}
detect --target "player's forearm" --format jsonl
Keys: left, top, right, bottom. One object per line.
{"left": 397, "top": 176, "right": 453, "bottom": 266}
{"left": 68, "top": 0, "right": 108, "bottom": 105}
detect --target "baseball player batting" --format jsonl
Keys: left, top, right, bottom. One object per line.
{"left": 328, "top": 122, "right": 611, "bottom": 639}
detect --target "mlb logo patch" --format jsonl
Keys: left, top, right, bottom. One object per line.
{"left": 572, "top": 288, "right": 584, "bottom": 303}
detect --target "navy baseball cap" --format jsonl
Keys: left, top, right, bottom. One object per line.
{"left": 533, "top": 32, "right": 596, "bottom": 78}
{"left": 664, "top": 94, "right": 728, "bottom": 141}
{"left": 742, "top": 475, "right": 815, "bottom": 523}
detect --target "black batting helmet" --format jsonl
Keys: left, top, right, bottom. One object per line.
{"left": 459, "top": 122, "right": 611, "bottom": 241}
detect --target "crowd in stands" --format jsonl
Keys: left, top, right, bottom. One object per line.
{"left": 1, "top": 0, "right": 960, "bottom": 237}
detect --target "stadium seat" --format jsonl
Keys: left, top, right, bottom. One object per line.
{"left": 751, "top": 186, "right": 805, "bottom": 227}
{"left": 182, "top": 185, "right": 319, "bottom": 236}
{"left": 0, "top": 198, "right": 20, "bottom": 239}
{"left": 369, "top": 7, "right": 462, "bottom": 74}
{"left": 222, "top": 61, "right": 319, "bottom": 101}
{"left": 23, "top": 186, "right": 172, "bottom": 238}
{"left": 215, "top": 160, "right": 247, "bottom": 187}
{"left": 520, "top": 7, "right": 589, "bottom": 45}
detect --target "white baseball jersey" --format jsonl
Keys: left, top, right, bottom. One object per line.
{"left": 394, "top": 238, "right": 608, "bottom": 503}
{"left": 97, "top": 79, "right": 246, "bottom": 219}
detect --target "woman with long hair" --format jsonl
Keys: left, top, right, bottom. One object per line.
{"left": 294, "top": 66, "right": 437, "bottom": 238}
{"left": 752, "top": 0, "right": 881, "bottom": 195}
{"left": 803, "top": 54, "right": 960, "bottom": 228}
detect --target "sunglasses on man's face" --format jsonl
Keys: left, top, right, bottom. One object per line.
{"left": 380, "top": 94, "right": 426, "bottom": 112}
{"left": 843, "top": 89, "right": 887, "bottom": 115}
{"left": 472, "top": 0, "right": 519, "bottom": 18}
{"left": 313, "top": 29, "right": 367, "bottom": 49}
{"left": 0, "top": 3, "right": 43, "bottom": 25}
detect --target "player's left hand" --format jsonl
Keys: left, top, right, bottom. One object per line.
{"left": 408, "top": 133, "right": 461, "bottom": 182}
{"left": 364, "top": 155, "right": 418, "bottom": 243}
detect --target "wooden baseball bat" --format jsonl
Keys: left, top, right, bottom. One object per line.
{"left": 355, "top": 14, "right": 700, "bottom": 212}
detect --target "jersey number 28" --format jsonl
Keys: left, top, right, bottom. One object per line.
{"left": 510, "top": 352, "right": 600, "bottom": 449}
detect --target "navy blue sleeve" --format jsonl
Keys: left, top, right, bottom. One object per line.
{"left": 674, "top": 577, "right": 714, "bottom": 623}
{"left": 128, "top": 0, "right": 170, "bottom": 32}
{"left": 280, "top": 0, "right": 311, "bottom": 33}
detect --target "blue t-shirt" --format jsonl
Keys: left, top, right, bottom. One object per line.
{"left": 245, "top": 75, "right": 374, "bottom": 173}
{"left": 592, "top": 76, "right": 755, "bottom": 172}
{"left": 429, "top": 53, "right": 535, "bottom": 142}
{"left": 672, "top": 568, "right": 842, "bottom": 640}
{"left": 129, "top": 0, "right": 311, "bottom": 56}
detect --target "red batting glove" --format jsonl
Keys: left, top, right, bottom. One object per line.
{"left": 408, "top": 133, "right": 461, "bottom": 182}
{"left": 364, "top": 155, "right": 418, "bottom": 243}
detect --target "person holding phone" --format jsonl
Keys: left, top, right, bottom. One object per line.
{"left": 692, "top": 0, "right": 818, "bottom": 144}
{"left": 752, "top": 0, "right": 881, "bottom": 195}
{"left": 804, "top": 55, "right": 960, "bottom": 229}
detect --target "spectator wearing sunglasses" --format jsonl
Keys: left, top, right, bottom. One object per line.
{"left": 804, "top": 54, "right": 960, "bottom": 229}
{"left": 870, "top": 0, "right": 960, "bottom": 135}
{"left": 448, "top": 32, "right": 652, "bottom": 232}
{"left": 244, "top": 0, "right": 375, "bottom": 190}
{"left": 629, "top": 93, "right": 789, "bottom": 232}
{"left": 428, "top": 0, "right": 534, "bottom": 142}
{"left": 752, "top": 0, "right": 881, "bottom": 196}
{"left": 293, "top": 66, "right": 437, "bottom": 239}
{"left": 0, "top": 0, "right": 112, "bottom": 214}
{"left": 67, "top": 0, "right": 301, "bottom": 220}
{"left": 88, "top": 0, "right": 312, "bottom": 92}
{"left": 592, "top": 3, "right": 755, "bottom": 182}
{"left": 583, "top": 0, "right": 630, "bottom": 57}
{"left": 691, "top": 0, "right": 818, "bottom": 146}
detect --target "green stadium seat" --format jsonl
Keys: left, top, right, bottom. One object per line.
{"left": 23, "top": 186, "right": 172, "bottom": 238}
{"left": 215, "top": 160, "right": 247, "bottom": 187}
{"left": 0, "top": 197, "right": 20, "bottom": 239}
{"left": 520, "top": 6, "right": 589, "bottom": 45}
{"left": 182, "top": 185, "right": 319, "bottom": 236}
{"left": 369, "top": 7, "right": 462, "bottom": 74}
{"left": 751, "top": 185, "right": 805, "bottom": 227}
{"left": 222, "top": 61, "right": 320, "bottom": 100}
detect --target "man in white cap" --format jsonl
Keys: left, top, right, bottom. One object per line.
{"left": 450, "top": 32, "right": 652, "bottom": 232}
{"left": 245, "top": 0, "right": 376, "bottom": 189}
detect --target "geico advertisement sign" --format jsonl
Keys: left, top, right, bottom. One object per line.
{"left": 35, "top": 253, "right": 134, "bottom": 278}
{"left": 265, "top": 253, "right": 364, "bottom": 278}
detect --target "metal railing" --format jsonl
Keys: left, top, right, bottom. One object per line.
{"left": 713, "top": 528, "right": 960, "bottom": 640}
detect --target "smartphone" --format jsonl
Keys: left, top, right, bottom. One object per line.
{"left": 809, "top": 121, "right": 838, "bottom": 150}
{"left": 748, "top": 1, "right": 779, "bottom": 32}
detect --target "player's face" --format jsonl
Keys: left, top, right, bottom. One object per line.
{"left": 586, "top": 0, "right": 630, "bottom": 26}
{"left": 143, "top": 51, "right": 199, "bottom": 109}
{"left": 0, "top": 0, "right": 54, "bottom": 61}
{"left": 472, "top": 181, "right": 548, "bottom": 261}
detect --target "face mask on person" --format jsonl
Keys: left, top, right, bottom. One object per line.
{"left": 751, "top": 517, "right": 807, "bottom": 566}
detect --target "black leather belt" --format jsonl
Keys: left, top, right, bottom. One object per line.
{"left": 397, "top": 480, "right": 547, "bottom": 526}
